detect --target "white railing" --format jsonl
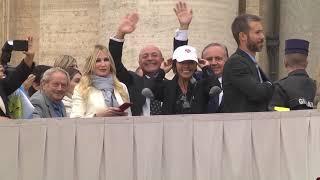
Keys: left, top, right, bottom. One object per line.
{"left": 0, "top": 110, "right": 319, "bottom": 180}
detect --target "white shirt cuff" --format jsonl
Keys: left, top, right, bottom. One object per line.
{"left": 174, "top": 29, "right": 188, "bottom": 41}
{"left": 110, "top": 36, "right": 125, "bottom": 42}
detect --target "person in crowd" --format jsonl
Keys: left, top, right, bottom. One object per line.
{"left": 70, "top": 45, "right": 130, "bottom": 118}
{"left": 63, "top": 67, "right": 82, "bottom": 117}
{"left": 28, "top": 65, "right": 52, "bottom": 97}
{"left": 20, "top": 74, "right": 36, "bottom": 96}
{"left": 269, "top": 39, "right": 316, "bottom": 110}
{"left": 222, "top": 14, "right": 274, "bottom": 112}
{"left": 173, "top": 1, "right": 226, "bottom": 113}
{"left": 199, "top": 43, "right": 228, "bottom": 112}
{"left": 30, "top": 67, "right": 69, "bottom": 118}
{"left": 8, "top": 74, "right": 36, "bottom": 119}
{"left": 53, "top": 55, "right": 78, "bottom": 69}
{"left": 0, "top": 36, "right": 35, "bottom": 119}
{"left": 109, "top": 12, "right": 172, "bottom": 116}
{"left": 148, "top": 45, "right": 209, "bottom": 114}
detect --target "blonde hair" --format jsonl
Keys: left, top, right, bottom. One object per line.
{"left": 77, "top": 44, "right": 129, "bottom": 102}
{"left": 53, "top": 55, "right": 77, "bottom": 69}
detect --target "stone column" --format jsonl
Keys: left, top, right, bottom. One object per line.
{"left": 0, "top": 0, "right": 10, "bottom": 48}
{"left": 39, "top": 0, "right": 100, "bottom": 66}
{"left": 3, "top": 0, "right": 239, "bottom": 69}
{"left": 3, "top": 0, "right": 40, "bottom": 64}
{"left": 279, "top": 0, "right": 320, "bottom": 80}
{"left": 100, "top": 0, "right": 239, "bottom": 71}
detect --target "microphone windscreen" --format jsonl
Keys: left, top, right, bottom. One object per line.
{"left": 141, "top": 88, "right": 154, "bottom": 99}
{"left": 209, "top": 86, "right": 222, "bottom": 97}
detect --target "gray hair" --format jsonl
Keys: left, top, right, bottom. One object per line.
{"left": 41, "top": 67, "right": 70, "bottom": 86}
{"left": 201, "top": 42, "right": 229, "bottom": 59}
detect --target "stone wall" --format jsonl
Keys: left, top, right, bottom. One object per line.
{"left": 279, "top": 0, "right": 320, "bottom": 80}
{"left": 1, "top": 0, "right": 238, "bottom": 73}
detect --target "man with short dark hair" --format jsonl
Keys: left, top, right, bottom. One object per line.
{"left": 222, "top": 14, "right": 274, "bottom": 112}
{"left": 269, "top": 39, "right": 316, "bottom": 110}
{"left": 30, "top": 67, "right": 70, "bottom": 118}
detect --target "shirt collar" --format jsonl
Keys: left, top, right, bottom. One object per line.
{"left": 242, "top": 50, "right": 257, "bottom": 63}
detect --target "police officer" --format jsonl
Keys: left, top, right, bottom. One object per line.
{"left": 269, "top": 39, "right": 316, "bottom": 110}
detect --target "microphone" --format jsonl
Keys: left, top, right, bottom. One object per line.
{"left": 209, "top": 86, "right": 222, "bottom": 97}
{"left": 190, "top": 77, "right": 197, "bottom": 85}
{"left": 141, "top": 88, "right": 154, "bottom": 99}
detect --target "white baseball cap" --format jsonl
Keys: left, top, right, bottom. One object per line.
{"left": 172, "top": 45, "right": 198, "bottom": 63}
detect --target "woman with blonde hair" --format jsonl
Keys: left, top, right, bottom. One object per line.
{"left": 70, "top": 45, "right": 130, "bottom": 117}
{"left": 53, "top": 55, "right": 78, "bottom": 69}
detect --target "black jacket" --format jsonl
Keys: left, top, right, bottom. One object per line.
{"left": 0, "top": 60, "right": 33, "bottom": 116}
{"left": 148, "top": 69, "right": 208, "bottom": 115}
{"left": 269, "top": 69, "right": 316, "bottom": 110}
{"left": 174, "top": 38, "right": 222, "bottom": 112}
{"left": 222, "top": 48, "right": 274, "bottom": 112}
{"left": 109, "top": 39, "right": 160, "bottom": 116}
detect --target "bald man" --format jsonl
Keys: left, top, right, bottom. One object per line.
{"left": 109, "top": 12, "right": 170, "bottom": 116}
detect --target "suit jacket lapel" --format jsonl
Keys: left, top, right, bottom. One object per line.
{"left": 236, "top": 48, "right": 265, "bottom": 82}
{"left": 258, "top": 66, "right": 270, "bottom": 82}
{"left": 43, "top": 94, "right": 55, "bottom": 117}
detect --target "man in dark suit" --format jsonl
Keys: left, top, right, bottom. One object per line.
{"left": 0, "top": 37, "right": 35, "bottom": 119}
{"left": 222, "top": 14, "right": 274, "bottom": 113}
{"left": 30, "top": 67, "right": 69, "bottom": 118}
{"left": 109, "top": 13, "right": 172, "bottom": 116}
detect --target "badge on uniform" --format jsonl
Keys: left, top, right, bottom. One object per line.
{"left": 288, "top": 97, "right": 313, "bottom": 109}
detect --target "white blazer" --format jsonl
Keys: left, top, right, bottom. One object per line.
{"left": 70, "top": 83, "right": 131, "bottom": 118}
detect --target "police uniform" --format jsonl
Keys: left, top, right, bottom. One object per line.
{"left": 269, "top": 39, "right": 316, "bottom": 110}
{"left": 270, "top": 69, "right": 316, "bottom": 110}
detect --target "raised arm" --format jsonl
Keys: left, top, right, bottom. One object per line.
{"left": 4, "top": 36, "right": 34, "bottom": 95}
{"left": 173, "top": 1, "right": 192, "bottom": 50}
{"left": 109, "top": 12, "right": 139, "bottom": 85}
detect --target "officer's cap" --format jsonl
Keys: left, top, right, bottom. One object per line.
{"left": 285, "top": 39, "right": 309, "bottom": 56}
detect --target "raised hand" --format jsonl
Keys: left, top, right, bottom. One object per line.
{"left": 22, "top": 74, "right": 36, "bottom": 91}
{"left": 160, "top": 58, "right": 173, "bottom": 73}
{"left": 23, "top": 36, "right": 35, "bottom": 67}
{"left": 174, "top": 1, "right": 193, "bottom": 30}
{"left": 198, "top": 58, "right": 210, "bottom": 69}
{"left": 116, "top": 12, "right": 139, "bottom": 39}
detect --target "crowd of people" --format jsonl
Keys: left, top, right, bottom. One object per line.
{"left": 0, "top": 1, "right": 316, "bottom": 120}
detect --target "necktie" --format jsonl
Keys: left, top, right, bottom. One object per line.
{"left": 255, "top": 64, "right": 263, "bottom": 83}
{"left": 150, "top": 99, "right": 162, "bottom": 115}
{"left": 52, "top": 103, "right": 63, "bottom": 117}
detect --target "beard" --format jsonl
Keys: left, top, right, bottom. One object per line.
{"left": 247, "top": 37, "right": 264, "bottom": 52}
